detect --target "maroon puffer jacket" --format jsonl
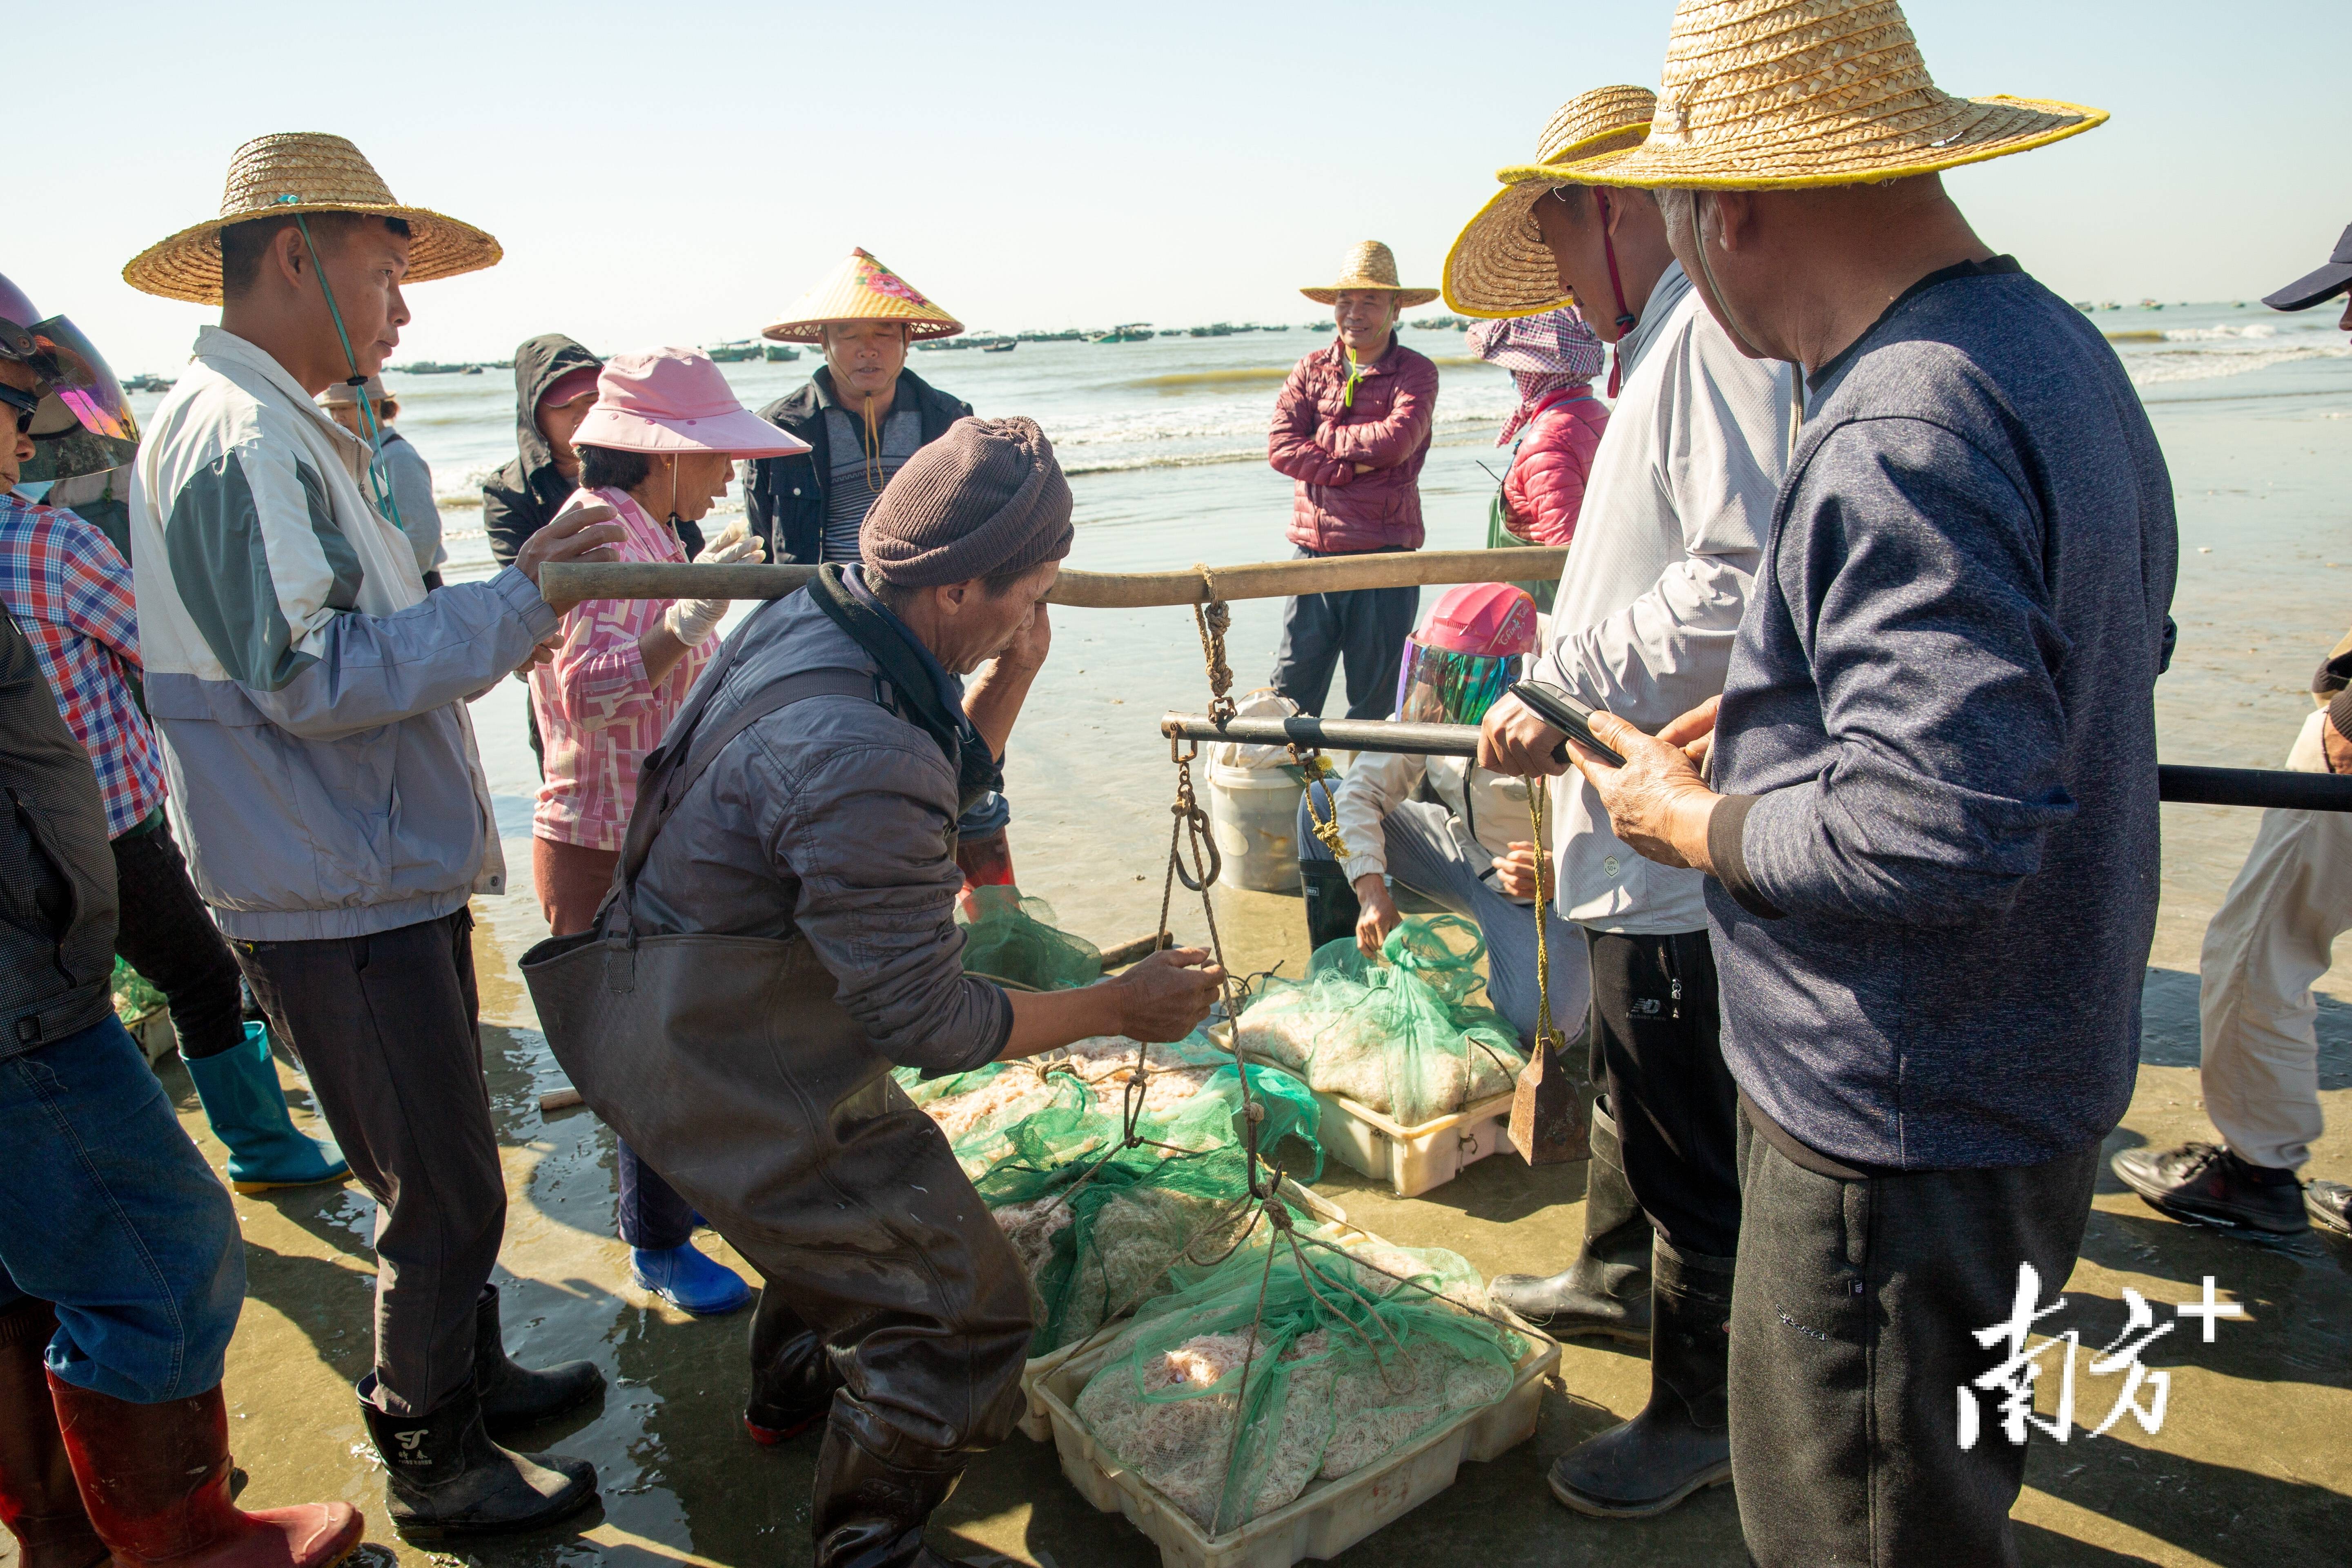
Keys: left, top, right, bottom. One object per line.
{"left": 1267, "top": 338, "right": 1439, "bottom": 554}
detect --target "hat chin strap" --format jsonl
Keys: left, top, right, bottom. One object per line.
{"left": 294, "top": 216, "right": 403, "bottom": 537}
{"left": 1675, "top": 192, "right": 1768, "bottom": 364}
{"left": 1593, "top": 191, "right": 1639, "bottom": 398}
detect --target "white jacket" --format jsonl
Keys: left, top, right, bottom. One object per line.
{"left": 1536, "top": 265, "right": 1795, "bottom": 934}
{"left": 1334, "top": 749, "right": 1544, "bottom": 900}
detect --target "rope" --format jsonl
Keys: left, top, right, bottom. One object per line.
{"left": 292, "top": 215, "right": 403, "bottom": 534}
{"left": 1192, "top": 566, "right": 1237, "bottom": 726}
{"left": 1526, "top": 784, "right": 1558, "bottom": 1049}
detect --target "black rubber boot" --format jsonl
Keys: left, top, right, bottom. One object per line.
{"left": 1490, "top": 1100, "right": 1653, "bottom": 1344}
{"left": 2112, "top": 1142, "right": 2308, "bottom": 1234}
{"left": 1547, "top": 1239, "right": 1733, "bottom": 1519}
{"left": 360, "top": 1375, "right": 598, "bottom": 1540}
{"left": 472, "top": 1285, "right": 605, "bottom": 1434}
{"left": 1298, "top": 859, "right": 1361, "bottom": 953}
{"left": 745, "top": 1290, "right": 842, "bottom": 1446}
{"left": 808, "top": 1425, "right": 987, "bottom": 1568}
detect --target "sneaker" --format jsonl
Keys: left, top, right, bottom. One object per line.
{"left": 2111, "top": 1142, "right": 2306, "bottom": 1234}
{"left": 2307, "top": 1179, "right": 2351, "bottom": 1237}
{"left": 629, "top": 1243, "right": 751, "bottom": 1315}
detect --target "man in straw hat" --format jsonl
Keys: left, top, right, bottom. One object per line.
{"left": 1529, "top": 4, "right": 2174, "bottom": 1561}
{"left": 2114, "top": 226, "right": 2352, "bottom": 1244}
{"left": 1468, "top": 86, "right": 1795, "bottom": 1522}
{"left": 1268, "top": 240, "right": 1441, "bottom": 720}
{"left": 521, "top": 416, "right": 1223, "bottom": 1568}
{"left": 121, "top": 132, "right": 629, "bottom": 1537}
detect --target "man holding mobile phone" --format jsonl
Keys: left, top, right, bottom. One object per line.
{"left": 1452, "top": 86, "right": 1795, "bottom": 1520}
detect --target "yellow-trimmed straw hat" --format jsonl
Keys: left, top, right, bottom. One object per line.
{"left": 761, "top": 249, "right": 964, "bottom": 344}
{"left": 1443, "top": 86, "right": 1657, "bottom": 318}
{"left": 122, "top": 133, "right": 501, "bottom": 305}
{"left": 1301, "top": 242, "right": 1439, "bottom": 309}
{"left": 1572, "top": 0, "right": 2105, "bottom": 192}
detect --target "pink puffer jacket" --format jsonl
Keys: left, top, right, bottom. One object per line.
{"left": 1267, "top": 338, "right": 1439, "bottom": 554}
{"left": 1499, "top": 386, "right": 1607, "bottom": 546}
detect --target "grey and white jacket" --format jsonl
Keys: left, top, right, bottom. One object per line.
{"left": 128, "top": 327, "right": 558, "bottom": 941}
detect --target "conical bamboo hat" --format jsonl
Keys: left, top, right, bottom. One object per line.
{"left": 122, "top": 132, "right": 501, "bottom": 305}
{"left": 1443, "top": 87, "right": 1656, "bottom": 318}
{"left": 761, "top": 249, "right": 964, "bottom": 343}
{"left": 1573, "top": 0, "right": 2104, "bottom": 191}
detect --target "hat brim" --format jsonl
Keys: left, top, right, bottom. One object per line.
{"left": 122, "top": 201, "right": 502, "bottom": 306}
{"left": 1569, "top": 94, "right": 2105, "bottom": 191}
{"left": 1300, "top": 285, "right": 1441, "bottom": 307}
{"left": 572, "top": 404, "right": 812, "bottom": 460}
{"left": 1444, "top": 180, "right": 1574, "bottom": 320}
{"left": 2262, "top": 262, "right": 2352, "bottom": 312}
{"left": 760, "top": 314, "right": 963, "bottom": 345}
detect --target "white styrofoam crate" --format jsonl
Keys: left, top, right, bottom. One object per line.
{"left": 1015, "top": 1178, "right": 1348, "bottom": 1441}
{"left": 1037, "top": 1301, "right": 1558, "bottom": 1568}
{"left": 1262, "top": 1070, "right": 1517, "bottom": 1198}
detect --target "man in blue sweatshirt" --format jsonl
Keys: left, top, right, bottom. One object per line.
{"left": 1549, "top": 4, "right": 2176, "bottom": 1565}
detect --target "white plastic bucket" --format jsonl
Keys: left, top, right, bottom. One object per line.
{"left": 1205, "top": 760, "right": 1306, "bottom": 894}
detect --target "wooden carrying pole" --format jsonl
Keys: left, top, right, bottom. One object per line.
{"left": 538, "top": 547, "right": 1571, "bottom": 608}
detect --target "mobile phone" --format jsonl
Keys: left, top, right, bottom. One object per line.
{"left": 1509, "top": 680, "right": 1627, "bottom": 768}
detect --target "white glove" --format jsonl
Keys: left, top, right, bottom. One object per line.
{"left": 664, "top": 525, "right": 765, "bottom": 645}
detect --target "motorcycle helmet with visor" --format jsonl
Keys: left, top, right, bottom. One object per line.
{"left": 0, "top": 272, "right": 142, "bottom": 483}
{"left": 1394, "top": 581, "right": 1540, "bottom": 726}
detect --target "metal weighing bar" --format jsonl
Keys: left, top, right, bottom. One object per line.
{"left": 1159, "top": 713, "right": 2352, "bottom": 814}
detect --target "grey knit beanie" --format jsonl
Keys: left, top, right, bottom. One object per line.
{"left": 861, "top": 416, "right": 1074, "bottom": 588}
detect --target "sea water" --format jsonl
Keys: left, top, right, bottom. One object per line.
{"left": 115, "top": 305, "right": 2352, "bottom": 972}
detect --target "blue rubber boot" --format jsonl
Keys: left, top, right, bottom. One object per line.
{"left": 183, "top": 1023, "right": 351, "bottom": 1194}
{"left": 630, "top": 1242, "right": 751, "bottom": 1316}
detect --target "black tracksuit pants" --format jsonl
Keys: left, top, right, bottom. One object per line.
{"left": 111, "top": 816, "right": 245, "bottom": 1060}
{"left": 1580, "top": 927, "right": 1741, "bottom": 1258}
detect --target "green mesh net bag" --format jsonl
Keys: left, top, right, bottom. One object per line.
{"left": 1072, "top": 1225, "right": 1525, "bottom": 1533}
{"left": 111, "top": 957, "right": 167, "bottom": 1021}
{"left": 1232, "top": 915, "right": 1528, "bottom": 1125}
{"left": 976, "top": 1062, "right": 1323, "bottom": 1354}
{"left": 957, "top": 889, "right": 1103, "bottom": 992}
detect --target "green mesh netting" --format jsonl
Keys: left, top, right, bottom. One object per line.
{"left": 1073, "top": 1226, "right": 1525, "bottom": 1533}
{"left": 958, "top": 889, "right": 1103, "bottom": 992}
{"left": 977, "top": 1062, "right": 1322, "bottom": 1354}
{"left": 899, "top": 1036, "right": 1325, "bottom": 1355}
{"left": 1232, "top": 915, "right": 1528, "bottom": 1125}
{"left": 111, "top": 957, "right": 166, "bottom": 1021}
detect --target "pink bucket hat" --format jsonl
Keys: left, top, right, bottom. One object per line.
{"left": 570, "top": 347, "right": 810, "bottom": 458}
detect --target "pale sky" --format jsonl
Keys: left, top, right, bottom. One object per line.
{"left": 15, "top": 0, "right": 2346, "bottom": 374}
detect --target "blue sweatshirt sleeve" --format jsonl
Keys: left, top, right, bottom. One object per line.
{"left": 1731, "top": 417, "right": 2080, "bottom": 926}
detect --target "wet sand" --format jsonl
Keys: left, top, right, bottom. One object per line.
{"left": 20, "top": 374, "right": 2348, "bottom": 1568}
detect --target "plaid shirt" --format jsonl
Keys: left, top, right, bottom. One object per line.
{"left": 0, "top": 492, "right": 164, "bottom": 837}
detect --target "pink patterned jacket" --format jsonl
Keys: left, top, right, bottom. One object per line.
{"left": 529, "top": 488, "right": 708, "bottom": 850}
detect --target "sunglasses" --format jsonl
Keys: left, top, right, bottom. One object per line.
{"left": 0, "top": 383, "right": 38, "bottom": 436}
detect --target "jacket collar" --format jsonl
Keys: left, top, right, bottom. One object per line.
{"left": 1317, "top": 336, "right": 1406, "bottom": 377}
{"left": 192, "top": 326, "right": 374, "bottom": 462}
{"left": 1616, "top": 263, "right": 1694, "bottom": 384}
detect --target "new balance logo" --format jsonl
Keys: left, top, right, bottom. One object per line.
{"left": 1630, "top": 998, "right": 1664, "bottom": 1016}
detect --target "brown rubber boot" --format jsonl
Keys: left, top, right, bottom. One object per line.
{"left": 0, "top": 1302, "right": 105, "bottom": 1568}
{"left": 48, "top": 1373, "right": 365, "bottom": 1568}
{"left": 809, "top": 1423, "right": 991, "bottom": 1568}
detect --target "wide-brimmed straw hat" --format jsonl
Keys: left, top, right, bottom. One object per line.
{"left": 762, "top": 249, "right": 964, "bottom": 344}
{"left": 123, "top": 133, "right": 501, "bottom": 305}
{"left": 571, "top": 349, "right": 811, "bottom": 459}
{"left": 1301, "top": 242, "right": 1439, "bottom": 308}
{"left": 1443, "top": 87, "right": 1656, "bottom": 318}
{"left": 1571, "top": 0, "right": 2104, "bottom": 192}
